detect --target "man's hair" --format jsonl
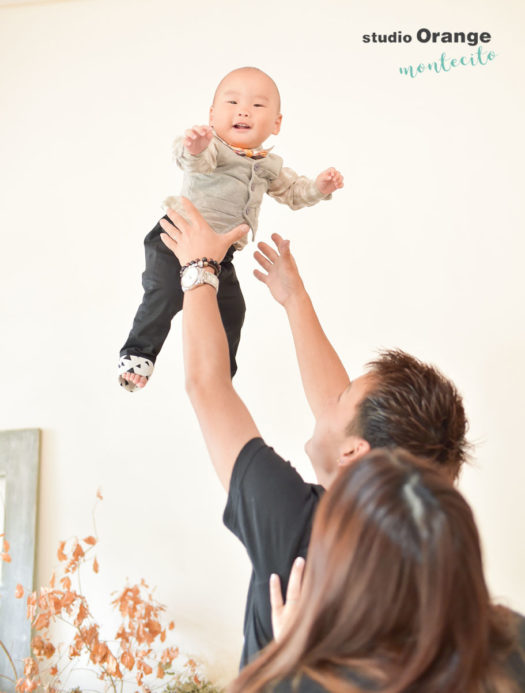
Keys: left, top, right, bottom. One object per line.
{"left": 350, "top": 349, "right": 469, "bottom": 479}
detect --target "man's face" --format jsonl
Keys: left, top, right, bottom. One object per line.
{"left": 209, "top": 69, "right": 282, "bottom": 149}
{"left": 305, "top": 374, "right": 374, "bottom": 487}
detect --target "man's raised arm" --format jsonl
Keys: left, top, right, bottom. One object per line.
{"left": 254, "top": 234, "right": 350, "bottom": 420}
{"left": 160, "top": 200, "right": 259, "bottom": 491}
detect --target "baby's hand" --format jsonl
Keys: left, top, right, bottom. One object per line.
{"left": 315, "top": 167, "right": 344, "bottom": 196}
{"left": 183, "top": 125, "right": 213, "bottom": 156}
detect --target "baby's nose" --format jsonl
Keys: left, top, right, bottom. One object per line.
{"left": 238, "top": 107, "right": 250, "bottom": 116}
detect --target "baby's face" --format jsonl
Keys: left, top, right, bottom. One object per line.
{"left": 209, "top": 69, "right": 282, "bottom": 149}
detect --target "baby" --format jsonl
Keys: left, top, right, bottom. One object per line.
{"left": 118, "top": 67, "right": 343, "bottom": 391}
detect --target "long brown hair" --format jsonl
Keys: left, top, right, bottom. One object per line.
{"left": 230, "top": 449, "right": 517, "bottom": 693}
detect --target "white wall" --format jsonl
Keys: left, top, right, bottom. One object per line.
{"left": 1, "top": 0, "right": 524, "bottom": 687}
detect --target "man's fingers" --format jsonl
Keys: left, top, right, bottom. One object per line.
{"left": 165, "top": 208, "right": 188, "bottom": 233}
{"left": 286, "top": 557, "right": 305, "bottom": 603}
{"left": 269, "top": 573, "right": 284, "bottom": 612}
{"left": 253, "top": 251, "right": 272, "bottom": 272}
{"left": 253, "top": 269, "right": 268, "bottom": 284}
{"left": 257, "top": 241, "right": 279, "bottom": 263}
{"left": 224, "top": 223, "right": 250, "bottom": 246}
{"left": 178, "top": 196, "right": 205, "bottom": 226}
{"left": 160, "top": 217, "right": 182, "bottom": 239}
{"left": 160, "top": 232, "right": 177, "bottom": 254}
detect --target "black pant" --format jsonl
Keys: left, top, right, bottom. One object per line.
{"left": 120, "top": 217, "right": 246, "bottom": 377}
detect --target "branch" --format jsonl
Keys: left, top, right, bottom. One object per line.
{"left": 0, "top": 638, "right": 18, "bottom": 681}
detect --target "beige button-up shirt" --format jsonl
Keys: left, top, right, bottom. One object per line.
{"left": 163, "top": 134, "right": 330, "bottom": 250}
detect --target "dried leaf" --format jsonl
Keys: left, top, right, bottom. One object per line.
{"left": 49, "top": 572, "right": 56, "bottom": 588}
{"left": 31, "top": 636, "right": 45, "bottom": 657}
{"left": 57, "top": 541, "right": 67, "bottom": 562}
{"left": 142, "top": 663, "right": 152, "bottom": 676}
{"left": 121, "top": 650, "right": 135, "bottom": 671}
{"left": 96, "top": 488, "right": 103, "bottom": 500}
{"left": 72, "top": 543, "right": 85, "bottom": 561}
{"left": 168, "top": 620, "right": 175, "bottom": 630}
{"left": 44, "top": 642, "right": 55, "bottom": 659}
{"left": 75, "top": 602, "right": 88, "bottom": 627}
{"left": 146, "top": 619, "right": 162, "bottom": 637}
{"left": 160, "top": 630, "right": 166, "bottom": 643}
{"left": 69, "top": 643, "right": 81, "bottom": 658}
{"left": 23, "top": 658, "right": 38, "bottom": 677}
{"left": 3, "top": 538, "right": 10, "bottom": 552}
{"left": 33, "top": 613, "right": 50, "bottom": 630}
{"left": 160, "top": 647, "right": 179, "bottom": 665}
{"left": 17, "top": 678, "right": 38, "bottom": 693}
{"left": 60, "top": 576, "right": 71, "bottom": 590}
{"left": 83, "top": 535, "right": 97, "bottom": 546}
{"left": 93, "top": 557, "right": 99, "bottom": 573}
{"left": 105, "top": 653, "right": 122, "bottom": 678}
{"left": 61, "top": 591, "right": 77, "bottom": 609}
{"left": 50, "top": 666, "right": 58, "bottom": 676}
{"left": 15, "top": 584, "right": 24, "bottom": 599}
{"left": 1, "top": 552, "right": 12, "bottom": 563}
{"left": 156, "top": 663, "right": 165, "bottom": 679}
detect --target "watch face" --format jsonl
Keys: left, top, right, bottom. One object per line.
{"left": 181, "top": 265, "right": 199, "bottom": 289}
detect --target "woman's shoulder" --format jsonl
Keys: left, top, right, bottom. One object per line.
{"left": 503, "top": 608, "right": 525, "bottom": 689}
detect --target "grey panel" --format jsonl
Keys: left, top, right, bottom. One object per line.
{"left": 0, "top": 429, "right": 40, "bottom": 692}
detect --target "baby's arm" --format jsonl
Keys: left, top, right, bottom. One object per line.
{"left": 267, "top": 166, "right": 344, "bottom": 210}
{"left": 173, "top": 125, "right": 218, "bottom": 174}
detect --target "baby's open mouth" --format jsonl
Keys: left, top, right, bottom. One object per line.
{"left": 234, "top": 124, "right": 251, "bottom": 129}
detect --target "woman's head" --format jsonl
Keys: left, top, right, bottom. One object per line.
{"left": 232, "top": 449, "right": 515, "bottom": 693}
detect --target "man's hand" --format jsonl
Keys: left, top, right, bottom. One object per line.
{"left": 183, "top": 125, "right": 213, "bottom": 156}
{"left": 315, "top": 167, "right": 344, "bottom": 196}
{"left": 253, "top": 233, "right": 304, "bottom": 307}
{"left": 160, "top": 198, "right": 249, "bottom": 266}
{"left": 270, "top": 557, "right": 305, "bottom": 642}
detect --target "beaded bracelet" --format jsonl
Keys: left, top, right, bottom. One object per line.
{"left": 179, "top": 257, "right": 221, "bottom": 278}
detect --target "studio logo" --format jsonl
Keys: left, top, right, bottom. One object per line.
{"left": 362, "top": 28, "right": 492, "bottom": 46}
{"left": 361, "top": 28, "right": 497, "bottom": 78}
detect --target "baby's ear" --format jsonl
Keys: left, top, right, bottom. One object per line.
{"left": 273, "top": 113, "right": 283, "bottom": 136}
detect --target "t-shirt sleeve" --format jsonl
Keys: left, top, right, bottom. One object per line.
{"left": 223, "top": 437, "right": 324, "bottom": 580}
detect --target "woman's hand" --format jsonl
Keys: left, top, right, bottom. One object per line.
{"left": 254, "top": 233, "right": 305, "bottom": 307}
{"left": 160, "top": 198, "right": 249, "bottom": 266}
{"left": 270, "top": 557, "right": 305, "bottom": 642}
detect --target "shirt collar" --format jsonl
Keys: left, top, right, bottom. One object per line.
{"left": 214, "top": 132, "right": 273, "bottom": 159}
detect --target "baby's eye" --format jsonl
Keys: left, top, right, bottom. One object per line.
{"left": 227, "top": 100, "right": 237, "bottom": 105}
{"left": 254, "top": 103, "right": 265, "bottom": 108}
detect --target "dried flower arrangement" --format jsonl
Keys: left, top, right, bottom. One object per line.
{"left": 0, "top": 491, "right": 223, "bottom": 693}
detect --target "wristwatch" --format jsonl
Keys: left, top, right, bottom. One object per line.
{"left": 181, "top": 265, "right": 219, "bottom": 293}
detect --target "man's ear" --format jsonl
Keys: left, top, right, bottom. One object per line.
{"left": 209, "top": 106, "right": 214, "bottom": 126}
{"left": 272, "top": 113, "right": 283, "bottom": 136}
{"left": 338, "top": 436, "right": 370, "bottom": 468}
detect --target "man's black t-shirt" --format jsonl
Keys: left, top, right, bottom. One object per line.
{"left": 223, "top": 437, "right": 324, "bottom": 668}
